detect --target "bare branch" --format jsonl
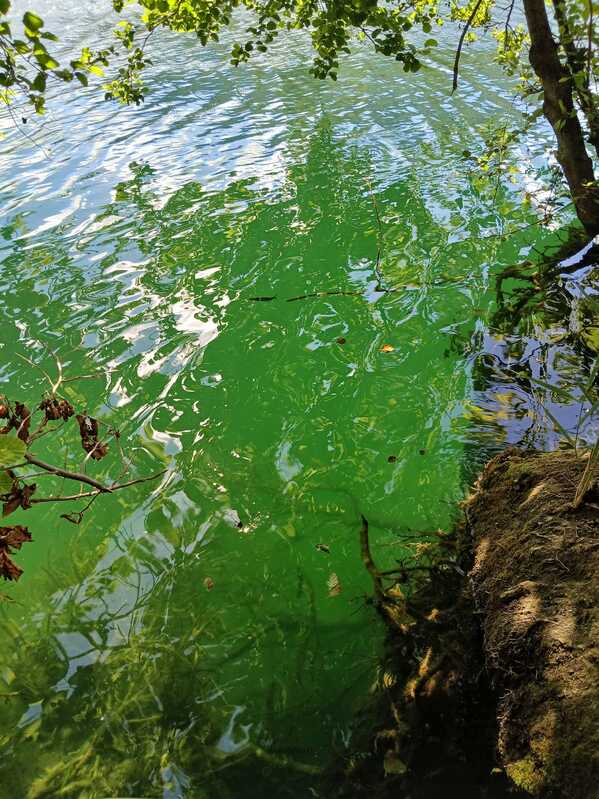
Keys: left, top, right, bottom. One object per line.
{"left": 503, "top": 0, "right": 516, "bottom": 52}
{"left": 24, "top": 453, "right": 112, "bottom": 493}
{"left": 30, "top": 469, "right": 167, "bottom": 504}
{"left": 15, "top": 353, "right": 54, "bottom": 388}
{"left": 452, "top": 0, "right": 484, "bottom": 94}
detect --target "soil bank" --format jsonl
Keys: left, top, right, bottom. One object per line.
{"left": 465, "top": 447, "right": 599, "bottom": 798}
{"left": 327, "top": 447, "right": 598, "bottom": 799}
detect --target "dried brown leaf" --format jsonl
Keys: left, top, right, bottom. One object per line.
{"left": 39, "top": 397, "right": 75, "bottom": 422}
{"left": 0, "top": 550, "right": 22, "bottom": 581}
{"left": 2, "top": 483, "right": 37, "bottom": 517}
{"left": 76, "top": 414, "right": 108, "bottom": 460}
{"left": 14, "top": 403, "right": 31, "bottom": 442}
{"left": 0, "top": 525, "right": 32, "bottom": 581}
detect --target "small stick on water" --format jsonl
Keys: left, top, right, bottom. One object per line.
{"left": 286, "top": 289, "right": 360, "bottom": 302}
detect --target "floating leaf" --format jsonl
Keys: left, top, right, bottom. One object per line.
{"left": 327, "top": 572, "right": 341, "bottom": 597}
{"left": 380, "top": 344, "right": 394, "bottom": 353}
{"left": 203, "top": 577, "right": 214, "bottom": 591}
{"left": 0, "top": 436, "right": 26, "bottom": 468}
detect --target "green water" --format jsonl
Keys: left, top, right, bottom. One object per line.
{"left": 0, "top": 3, "right": 597, "bottom": 797}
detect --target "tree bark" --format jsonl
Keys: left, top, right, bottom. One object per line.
{"left": 523, "top": 0, "right": 599, "bottom": 236}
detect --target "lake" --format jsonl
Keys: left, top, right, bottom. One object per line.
{"left": 0, "top": 2, "right": 596, "bottom": 797}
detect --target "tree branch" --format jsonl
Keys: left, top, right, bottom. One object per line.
{"left": 452, "top": 0, "right": 484, "bottom": 94}
{"left": 30, "top": 470, "right": 167, "bottom": 504}
{"left": 24, "top": 453, "right": 112, "bottom": 493}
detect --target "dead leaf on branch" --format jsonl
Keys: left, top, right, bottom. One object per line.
{"left": 60, "top": 511, "right": 84, "bottom": 525}
{"left": 76, "top": 414, "right": 108, "bottom": 460}
{"left": 2, "top": 483, "right": 37, "bottom": 517}
{"left": 0, "top": 525, "right": 32, "bottom": 581}
{"left": 39, "top": 397, "right": 74, "bottom": 422}
{"left": 0, "top": 383, "right": 163, "bottom": 582}
{"left": 13, "top": 403, "right": 31, "bottom": 442}
{"left": 0, "top": 551, "right": 22, "bottom": 582}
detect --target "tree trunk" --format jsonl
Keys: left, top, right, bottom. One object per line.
{"left": 523, "top": 0, "right": 599, "bottom": 236}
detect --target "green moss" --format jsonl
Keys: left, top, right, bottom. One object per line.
{"left": 505, "top": 756, "right": 545, "bottom": 795}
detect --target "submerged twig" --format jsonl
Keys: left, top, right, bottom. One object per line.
{"left": 286, "top": 289, "right": 360, "bottom": 301}
{"left": 359, "top": 514, "right": 384, "bottom": 601}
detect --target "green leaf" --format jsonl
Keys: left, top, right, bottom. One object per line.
{"left": 75, "top": 71, "right": 88, "bottom": 86}
{"left": 424, "top": 38, "right": 438, "bottom": 47}
{"left": 13, "top": 39, "right": 30, "bottom": 55}
{"left": 0, "top": 0, "right": 10, "bottom": 15}
{"left": 23, "top": 11, "right": 43, "bottom": 31}
{"left": 54, "top": 68, "right": 73, "bottom": 81}
{"left": 32, "top": 71, "right": 46, "bottom": 92}
{"left": 0, "top": 471, "right": 12, "bottom": 495}
{"left": 34, "top": 52, "right": 59, "bottom": 69}
{"left": 585, "top": 357, "right": 599, "bottom": 394}
{"left": 0, "top": 436, "right": 26, "bottom": 468}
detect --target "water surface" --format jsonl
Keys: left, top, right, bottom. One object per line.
{"left": 0, "top": 3, "right": 597, "bottom": 797}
